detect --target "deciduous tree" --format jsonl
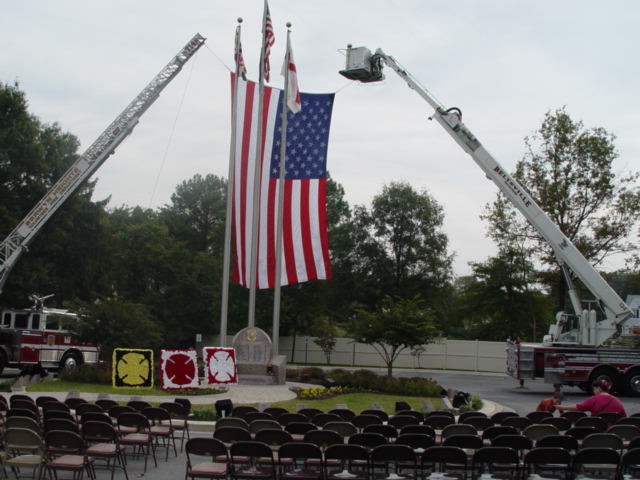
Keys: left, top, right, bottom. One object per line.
{"left": 349, "top": 295, "right": 439, "bottom": 377}
{"left": 351, "top": 182, "right": 453, "bottom": 305}
{"left": 484, "top": 108, "right": 640, "bottom": 312}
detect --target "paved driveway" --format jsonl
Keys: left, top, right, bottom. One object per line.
{"left": 394, "top": 369, "right": 640, "bottom": 416}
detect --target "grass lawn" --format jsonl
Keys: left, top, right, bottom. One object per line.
{"left": 190, "top": 392, "right": 443, "bottom": 418}
{"left": 25, "top": 381, "right": 443, "bottom": 417}
{"left": 273, "top": 392, "right": 441, "bottom": 413}
{"left": 26, "top": 381, "right": 174, "bottom": 397}
{"left": 25, "top": 379, "right": 225, "bottom": 397}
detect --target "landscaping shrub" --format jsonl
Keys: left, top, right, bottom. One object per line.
{"left": 59, "top": 363, "right": 112, "bottom": 384}
{"left": 286, "top": 366, "right": 329, "bottom": 385}
{"left": 295, "top": 386, "right": 348, "bottom": 400}
{"left": 191, "top": 408, "right": 218, "bottom": 421}
{"left": 457, "top": 395, "right": 483, "bottom": 412}
{"left": 0, "top": 378, "right": 15, "bottom": 392}
{"left": 329, "top": 368, "right": 443, "bottom": 397}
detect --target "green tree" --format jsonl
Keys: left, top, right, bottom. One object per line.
{"left": 456, "top": 248, "right": 553, "bottom": 341}
{"left": 74, "top": 297, "right": 164, "bottom": 362}
{"left": 0, "top": 82, "right": 106, "bottom": 306}
{"left": 349, "top": 295, "right": 439, "bottom": 376}
{"left": 160, "top": 173, "right": 227, "bottom": 253}
{"left": 100, "top": 206, "right": 219, "bottom": 345}
{"left": 484, "top": 108, "right": 640, "bottom": 312}
{"left": 351, "top": 182, "right": 453, "bottom": 306}
{"left": 311, "top": 316, "right": 339, "bottom": 365}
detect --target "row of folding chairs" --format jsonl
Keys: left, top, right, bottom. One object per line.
{"left": 489, "top": 410, "right": 640, "bottom": 431}
{"left": 4, "top": 411, "right": 162, "bottom": 477}
{"left": 2, "top": 426, "right": 125, "bottom": 480}
{"left": 231, "top": 404, "right": 458, "bottom": 424}
{"left": 1, "top": 396, "right": 192, "bottom": 451}
{"left": 186, "top": 437, "right": 640, "bottom": 480}
{"left": 3, "top": 407, "right": 189, "bottom": 477}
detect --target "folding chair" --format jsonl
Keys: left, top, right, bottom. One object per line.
{"left": 310, "top": 413, "right": 341, "bottom": 427}
{"left": 263, "top": 407, "right": 288, "bottom": 419}
{"left": 323, "top": 444, "right": 369, "bottom": 480}
{"left": 620, "top": 447, "right": 640, "bottom": 480}
{"left": 277, "top": 442, "right": 323, "bottom": 480}
{"left": 522, "top": 447, "right": 571, "bottom": 480}
{"left": 159, "top": 401, "right": 191, "bottom": 451}
{"left": 387, "top": 414, "right": 420, "bottom": 430}
{"left": 3, "top": 427, "right": 46, "bottom": 480}
{"left": 525, "top": 411, "right": 553, "bottom": 423}
{"left": 490, "top": 411, "right": 518, "bottom": 425}
{"left": 470, "top": 446, "right": 519, "bottom": 480}
{"left": 117, "top": 411, "right": 157, "bottom": 475}
{"left": 45, "top": 430, "right": 95, "bottom": 480}
{"left": 363, "top": 424, "right": 398, "bottom": 443}
{"left": 420, "top": 445, "right": 468, "bottom": 480}
{"left": 570, "top": 447, "right": 620, "bottom": 480}
{"left": 229, "top": 441, "right": 276, "bottom": 480}
{"left": 370, "top": 443, "right": 418, "bottom": 479}
{"left": 322, "top": 421, "right": 358, "bottom": 440}
{"left": 184, "top": 437, "right": 229, "bottom": 480}
{"left": 327, "top": 408, "right": 356, "bottom": 422}
{"left": 230, "top": 406, "right": 258, "bottom": 419}
{"left": 82, "top": 421, "right": 128, "bottom": 480}
{"left": 142, "top": 406, "right": 177, "bottom": 460}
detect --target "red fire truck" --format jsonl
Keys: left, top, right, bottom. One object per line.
{"left": 0, "top": 298, "right": 99, "bottom": 374}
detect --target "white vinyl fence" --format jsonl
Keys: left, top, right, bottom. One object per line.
{"left": 276, "top": 337, "right": 507, "bottom": 373}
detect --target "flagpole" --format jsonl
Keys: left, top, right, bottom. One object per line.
{"left": 247, "top": 0, "right": 270, "bottom": 327}
{"left": 272, "top": 24, "right": 293, "bottom": 359}
{"left": 220, "top": 18, "right": 244, "bottom": 347}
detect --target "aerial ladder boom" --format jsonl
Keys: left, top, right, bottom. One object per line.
{"left": 0, "top": 33, "right": 206, "bottom": 293}
{"left": 340, "top": 46, "right": 632, "bottom": 345}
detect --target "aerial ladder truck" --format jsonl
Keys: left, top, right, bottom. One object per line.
{"left": 0, "top": 34, "right": 205, "bottom": 374}
{"left": 339, "top": 45, "right": 640, "bottom": 395}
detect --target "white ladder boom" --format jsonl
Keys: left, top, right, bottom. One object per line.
{"left": 0, "top": 33, "right": 206, "bottom": 292}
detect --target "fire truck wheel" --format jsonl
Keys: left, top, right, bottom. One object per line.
{"left": 60, "top": 352, "right": 82, "bottom": 370}
{"left": 624, "top": 369, "right": 640, "bottom": 397}
{"left": 589, "top": 367, "right": 621, "bottom": 394}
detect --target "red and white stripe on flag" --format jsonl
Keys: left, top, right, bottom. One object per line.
{"left": 229, "top": 75, "right": 334, "bottom": 289}
{"left": 204, "top": 347, "right": 238, "bottom": 384}
{"left": 160, "top": 349, "right": 199, "bottom": 390}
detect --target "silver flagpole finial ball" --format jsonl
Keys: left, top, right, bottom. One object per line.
{"left": 237, "top": 17, "right": 243, "bottom": 23}
{"left": 286, "top": 22, "right": 292, "bottom": 28}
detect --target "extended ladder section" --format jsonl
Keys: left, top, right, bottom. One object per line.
{"left": 0, "top": 33, "right": 206, "bottom": 292}
{"left": 339, "top": 46, "right": 633, "bottom": 343}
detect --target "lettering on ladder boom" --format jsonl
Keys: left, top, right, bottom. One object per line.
{"left": 24, "top": 166, "right": 82, "bottom": 229}
{"left": 493, "top": 166, "right": 533, "bottom": 208}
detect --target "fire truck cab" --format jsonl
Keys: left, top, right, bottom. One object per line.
{"left": 0, "top": 305, "right": 99, "bottom": 374}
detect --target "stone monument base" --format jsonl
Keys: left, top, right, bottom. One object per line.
{"left": 236, "top": 355, "right": 287, "bottom": 385}
{"left": 231, "top": 326, "right": 286, "bottom": 385}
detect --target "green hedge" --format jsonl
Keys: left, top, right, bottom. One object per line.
{"left": 286, "top": 368, "right": 445, "bottom": 397}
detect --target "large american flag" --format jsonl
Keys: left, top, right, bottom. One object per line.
{"left": 230, "top": 75, "right": 334, "bottom": 288}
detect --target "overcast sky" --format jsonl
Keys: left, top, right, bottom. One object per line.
{"left": 2, "top": 1, "right": 639, "bottom": 276}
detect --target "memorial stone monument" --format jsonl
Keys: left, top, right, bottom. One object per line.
{"left": 232, "top": 326, "right": 286, "bottom": 384}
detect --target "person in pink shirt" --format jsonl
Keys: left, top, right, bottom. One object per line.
{"left": 556, "top": 379, "right": 626, "bottom": 416}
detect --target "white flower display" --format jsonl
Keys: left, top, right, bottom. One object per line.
{"left": 204, "top": 347, "right": 238, "bottom": 384}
